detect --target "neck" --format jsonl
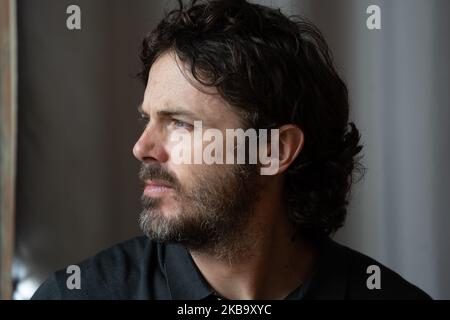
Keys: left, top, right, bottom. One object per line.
{"left": 189, "top": 188, "right": 317, "bottom": 300}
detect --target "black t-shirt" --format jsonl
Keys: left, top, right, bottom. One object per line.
{"left": 31, "top": 236, "right": 431, "bottom": 300}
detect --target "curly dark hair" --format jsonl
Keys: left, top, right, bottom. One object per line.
{"left": 138, "top": 0, "right": 364, "bottom": 239}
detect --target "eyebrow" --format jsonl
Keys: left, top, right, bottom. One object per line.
{"left": 137, "top": 104, "right": 198, "bottom": 119}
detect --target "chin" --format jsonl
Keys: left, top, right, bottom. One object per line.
{"left": 158, "top": 203, "right": 182, "bottom": 218}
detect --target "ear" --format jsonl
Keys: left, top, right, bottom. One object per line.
{"left": 276, "top": 124, "right": 304, "bottom": 174}
{"left": 259, "top": 124, "right": 304, "bottom": 176}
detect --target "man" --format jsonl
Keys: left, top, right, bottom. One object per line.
{"left": 32, "top": 0, "right": 430, "bottom": 300}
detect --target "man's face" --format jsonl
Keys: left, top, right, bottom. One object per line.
{"left": 133, "top": 51, "right": 261, "bottom": 252}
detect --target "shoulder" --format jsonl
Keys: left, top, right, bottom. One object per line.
{"left": 31, "top": 236, "right": 158, "bottom": 300}
{"left": 331, "top": 240, "right": 432, "bottom": 300}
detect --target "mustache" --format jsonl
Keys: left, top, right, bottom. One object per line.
{"left": 138, "top": 164, "right": 180, "bottom": 190}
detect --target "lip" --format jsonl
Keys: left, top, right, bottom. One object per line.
{"left": 145, "top": 180, "right": 173, "bottom": 188}
{"left": 143, "top": 180, "right": 174, "bottom": 196}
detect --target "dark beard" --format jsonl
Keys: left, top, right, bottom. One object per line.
{"left": 138, "top": 163, "right": 261, "bottom": 259}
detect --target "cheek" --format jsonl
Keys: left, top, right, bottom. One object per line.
{"left": 166, "top": 129, "right": 194, "bottom": 165}
{"left": 167, "top": 162, "right": 226, "bottom": 192}
{"left": 165, "top": 128, "right": 239, "bottom": 187}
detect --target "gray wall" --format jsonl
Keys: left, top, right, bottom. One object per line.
{"left": 14, "top": 0, "right": 450, "bottom": 299}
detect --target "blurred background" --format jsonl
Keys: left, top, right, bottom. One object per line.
{"left": 0, "top": 0, "right": 449, "bottom": 299}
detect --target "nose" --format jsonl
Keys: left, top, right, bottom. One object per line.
{"left": 133, "top": 125, "right": 169, "bottom": 164}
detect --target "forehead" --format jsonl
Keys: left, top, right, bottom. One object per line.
{"left": 142, "top": 51, "right": 241, "bottom": 124}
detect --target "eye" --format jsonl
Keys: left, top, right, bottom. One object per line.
{"left": 138, "top": 113, "right": 150, "bottom": 127}
{"left": 171, "top": 119, "right": 193, "bottom": 130}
